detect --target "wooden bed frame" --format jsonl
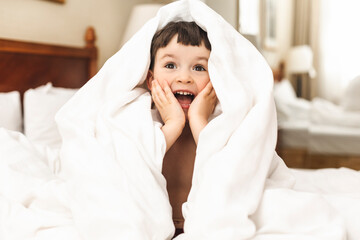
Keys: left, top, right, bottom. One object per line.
{"left": 278, "top": 141, "right": 360, "bottom": 170}
{"left": 272, "top": 62, "right": 360, "bottom": 170}
{"left": 0, "top": 26, "right": 97, "bottom": 102}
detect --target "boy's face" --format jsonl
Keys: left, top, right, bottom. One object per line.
{"left": 147, "top": 34, "right": 211, "bottom": 114}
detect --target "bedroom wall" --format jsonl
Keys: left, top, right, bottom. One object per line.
{"left": 0, "top": 0, "right": 291, "bottom": 71}
{"left": 0, "top": 0, "right": 156, "bottom": 69}
{"left": 206, "top": 0, "right": 238, "bottom": 28}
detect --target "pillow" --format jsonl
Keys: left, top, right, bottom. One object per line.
{"left": 24, "top": 83, "right": 78, "bottom": 149}
{"left": 273, "top": 79, "right": 297, "bottom": 103}
{"left": 341, "top": 75, "right": 360, "bottom": 111}
{"left": 273, "top": 79, "right": 311, "bottom": 123}
{"left": 0, "top": 91, "right": 22, "bottom": 132}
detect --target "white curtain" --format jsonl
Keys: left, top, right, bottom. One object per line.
{"left": 293, "top": 0, "right": 310, "bottom": 46}
{"left": 293, "top": 0, "right": 312, "bottom": 99}
{"left": 317, "top": 0, "right": 360, "bottom": 103}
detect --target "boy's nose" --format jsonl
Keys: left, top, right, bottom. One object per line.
{"left": 176, "top": 70, "right": 193, "bottom": 84}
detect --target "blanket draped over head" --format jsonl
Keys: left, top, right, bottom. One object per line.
{"left": 0, "top": 0, "right": 346, "bottom": 240}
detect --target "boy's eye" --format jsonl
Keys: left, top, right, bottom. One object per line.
{"left": 194, "top": 65, "right": 206, "bottom": 71}
{"left": 165, "top": 63, "right": 176, "bottom": 69}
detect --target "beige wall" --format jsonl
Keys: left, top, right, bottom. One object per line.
{"left": 0, "top": 0, "right": 156, "bottom": 68}
{"left": 0, "top": 0, "right": 236, "bottom": 69}
{"left": 206, "top": 0, "right": 238, "bottom": 28}
{"left": 0, "top": 0, "right": 291, "bottom": 70}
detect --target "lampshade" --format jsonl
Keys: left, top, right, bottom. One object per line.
{"left": 120, "top": 4, "right": 163, "bottom": 47}
{"left": 287, "top": 45, "right": 316, "bottom": 77}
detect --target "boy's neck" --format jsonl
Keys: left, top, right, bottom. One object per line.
{"left": 182, "top": 122, "right": 193, "bottom": 139}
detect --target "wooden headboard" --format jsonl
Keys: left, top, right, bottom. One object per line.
{"left": 0, "top": 26, "right": 97, "bottom": 98}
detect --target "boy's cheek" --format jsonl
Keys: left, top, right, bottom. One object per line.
{"left": 199, "top": 80, "right": 211, "bottom": 92}
{"left": 158, "top": 79, "right": 170, "bottom": 89}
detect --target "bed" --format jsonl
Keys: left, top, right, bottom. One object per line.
{"left": 0, "top": 26, "right": 97, "bottom": 148}
{"left": 272, "top": 62, "right": 360, "bottom": 170}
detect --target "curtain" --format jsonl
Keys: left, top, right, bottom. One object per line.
{"left": 292, "top": 0, "right": 313, "bottom": 99}
{"left": 317, "top": 0, "right": 360, "bottom": 103}
{"left": 293, "top": 0, "right": 310, "bottom": 45}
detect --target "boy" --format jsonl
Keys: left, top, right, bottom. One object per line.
{"left": 146, "top": 21, "right": 217, "bottom": 232}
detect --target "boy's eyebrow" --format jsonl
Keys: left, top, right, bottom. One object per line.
{"left": 195, "top": 56, "right": 209, "bottom": 61}
{"left": 160, "top": 54, "right": 175, "bottom": 59}
{"left": 159, "top": 54, "right": 209, "bottom": 61}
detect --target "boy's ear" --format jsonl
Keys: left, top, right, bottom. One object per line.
{"left": 146, "top": 70, "right": 154, "bottom": 90}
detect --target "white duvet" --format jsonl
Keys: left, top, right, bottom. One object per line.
{"left": 1, "top": 0, "right": 358, "bottom": 239}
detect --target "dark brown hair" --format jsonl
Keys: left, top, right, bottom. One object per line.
{"left": 149, "top": 21, "right": 211, "bottom": 70}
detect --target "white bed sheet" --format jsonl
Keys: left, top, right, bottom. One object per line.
{"left": 291, "top": 168, "right": 360, "bottom": 240}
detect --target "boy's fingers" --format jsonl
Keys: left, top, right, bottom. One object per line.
{"left": 209, "top": 87, "right": 217, "bottom": 98}
{"left": 152, "top": 82, "right": 165, "bottom": 107}
{"left": 152, "top": 88, "right": 162, "bottom": 106}
{"left": 153, "top": 79, "right": 177, "bottom": 107}
{"left": 203, "top": 81, "right": 213, "bottom": 96}
{"left": 199, "top": 82, "right": 214, "bottom": 99}
{"left": 163, "top": 84, "right": 176, "bottom": 102}
{"left": 154, "top": 80, "right": 168, "bottom": 102}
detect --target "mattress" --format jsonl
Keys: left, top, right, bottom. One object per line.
{"left": 308, "top": 125, "right": 360, "bottom": 155}
{"left": 278, "top": 120, "right": 309, "bottom": 149}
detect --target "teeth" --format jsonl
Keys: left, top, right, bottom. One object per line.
{"left": 175, "top": 91, "right": 193, "bottom": 96}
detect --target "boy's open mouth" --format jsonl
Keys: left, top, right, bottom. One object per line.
{"left": 174, "top": 91, "right": 195, "bottom": 109}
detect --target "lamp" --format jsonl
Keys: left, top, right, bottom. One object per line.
{"left": 286, "top": 45, "right": 316, "bottom": 98}
{"left": 120, "top": 4, "right": 164, "bottom": 47}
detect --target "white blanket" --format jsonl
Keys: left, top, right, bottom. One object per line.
{"left": 0, "top": 0, "right": 351, "bottom": 239}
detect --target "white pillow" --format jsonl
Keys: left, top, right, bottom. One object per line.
{"left": 0, "top": 91, "right": 22, "bottom": 132}
{"left": 341, "top": 75, "right": 360, "bottom": 111}
{"left": 273, "top": 79, "right": 309, "bottom": 123}
{"left": 24, "top": 83, "right": 78, "bottom": 149}
{"left": 273, "top": 79, "right": 297, "bottom": 103}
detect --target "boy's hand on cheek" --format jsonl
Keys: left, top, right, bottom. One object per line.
{"left": 151, "top": 79, "right": 185, "bottom": 126}
{"left": 151, "top": 79, "right": 185, "bottom": 151}
{"left": 188, "top": 82, "right": 217, "bottom": 144}
{"left": 188, "top": 81, "right": 217, "bottom": 123}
